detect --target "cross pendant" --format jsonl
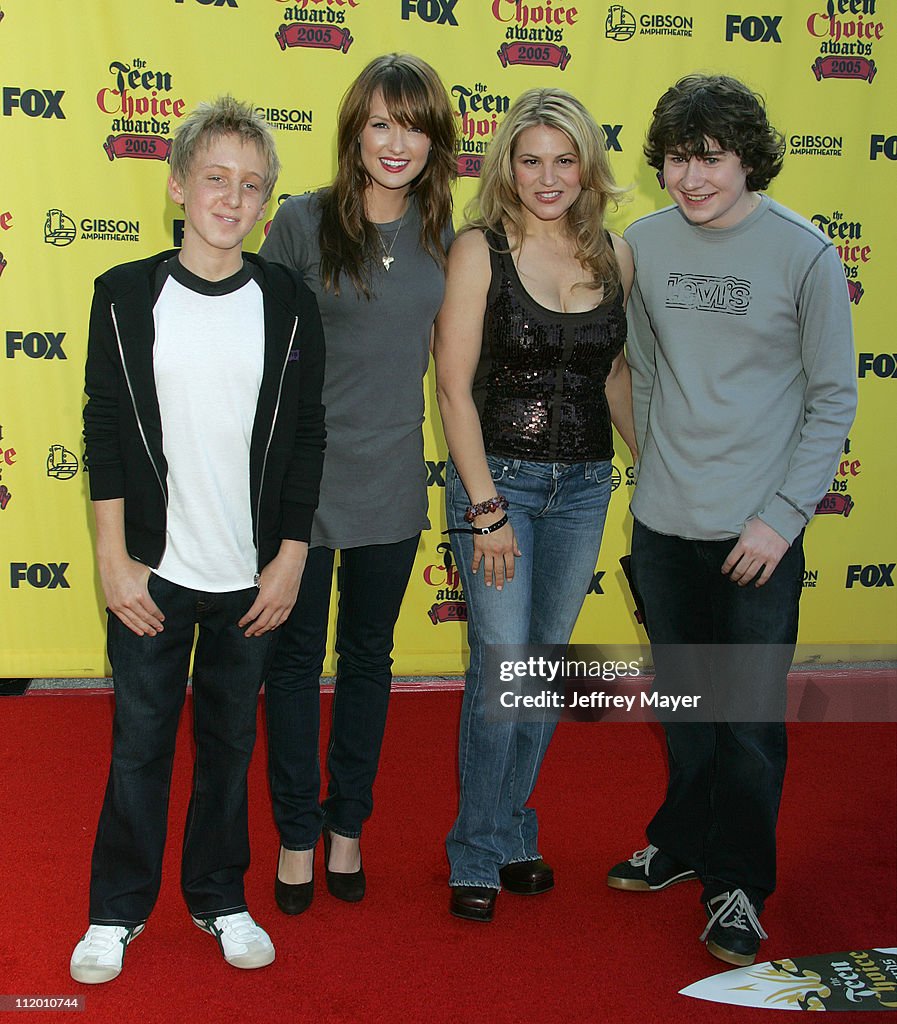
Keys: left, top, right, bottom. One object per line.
{"left": 382, "top": 255, "right": 394, "bottom": 271}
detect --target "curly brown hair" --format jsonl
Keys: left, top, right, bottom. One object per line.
{"left": 644, "top": 75, "right": 785, "bottom": 192}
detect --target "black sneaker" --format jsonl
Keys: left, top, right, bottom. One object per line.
{"left": 607, "top": 844, "right": 698, "bottom": 891}
{"left": 701, "top": 889, "right": 767, "bottom": 966}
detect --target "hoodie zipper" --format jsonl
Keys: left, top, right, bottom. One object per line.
{"left": 111, "top": 303, "right": 169, "bottom": 561}
{"left": 254, "top": 314, "right": 298, "bottom": 584}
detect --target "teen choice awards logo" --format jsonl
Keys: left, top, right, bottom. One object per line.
{"left": 807, "top": 0, "right": 883, "bottom": 82}
{"left": 491, "top": 0, "right": 578, "bottom": 69}
{"left": 274, "top": 0, "right": 359, "bottom": 53}
{"left": 681, "top": 948, "right": 897, "bottom": 1010}
{"left": 811, "top": 208, "right": 871, "bottom": 305}
{"left": 96, "top": 59, "right": 186, "bottom": 162}
{"left": 816, "top": 438, "right": 859, "bottom": 519}
{"left": 423, "top": 541, "right": 466, "bottom": 625}
{"left": 0, "top": 423, "right": 16, "bottom": 510}
{"left": 452, "top": 83, "right": 511, "bottom": 178}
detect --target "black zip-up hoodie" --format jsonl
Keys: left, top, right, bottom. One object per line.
{"left": 83, "top": 249, "right": 326, "bottom": 572}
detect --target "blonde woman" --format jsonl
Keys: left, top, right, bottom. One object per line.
{"left": 435, "top": 88, "right": 636, "bottom": 922}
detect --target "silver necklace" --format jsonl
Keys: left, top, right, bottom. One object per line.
{"left": 375, "top": 208, "right": 406, "bottom": 271}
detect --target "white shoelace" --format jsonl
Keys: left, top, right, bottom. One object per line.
{"left": 700, "top": 889, "right": 768, "bottom": 942}
{"left": 629, "top": 844, "right": 659, "bottom": 871}
{"left": 80, "top": 926, "right": 129, "bottom": 954}
{"left": 211, "top": 912, "right": 263, "bottom": 945}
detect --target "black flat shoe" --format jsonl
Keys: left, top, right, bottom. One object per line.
{"left": 275, "top": 846, "right": 315, "bottom": 915}
{"left": 322, "top": 828, "right": 365, "bottom": 902}
{"left": 499, "top": 858, "right": 555, "bottom": 895}
{"left": 450, "top": 885, "right": 497, "bottom": 922}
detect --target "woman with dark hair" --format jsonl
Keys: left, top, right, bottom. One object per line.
{"left": 261, "top": 53, "right": 456, "bottom": 912}
{"left": 435, "top": 87, "right": 637, "bottom": 922}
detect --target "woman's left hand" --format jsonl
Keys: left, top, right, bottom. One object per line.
{"left": 471, "top": 514, "right": 521, "bottom": 591}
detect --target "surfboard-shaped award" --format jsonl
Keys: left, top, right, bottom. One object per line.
{"left": 680, "top": 948, "right": 897, "bottom": 1011}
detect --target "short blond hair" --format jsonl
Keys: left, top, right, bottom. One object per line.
{"left": 170, "top": 95, "right": 280, "bottom": 200}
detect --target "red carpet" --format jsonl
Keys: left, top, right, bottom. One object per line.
{"left": 1, "top": 691, "right": 894, "bottom": 1023}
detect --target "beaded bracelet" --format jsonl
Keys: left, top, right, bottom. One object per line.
{"left": 470, "top": 513, "right": 509, "bottom": 535}
{"left": 463, "top": 494, "right": 509, "bottom": 523}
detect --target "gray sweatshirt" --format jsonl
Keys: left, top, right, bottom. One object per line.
{"left": 626, "top": 195, "right": 857, "bottom": 544}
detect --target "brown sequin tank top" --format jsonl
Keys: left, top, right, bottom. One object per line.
{"left": 472, "top": 229, "right": 627, "bottom": 462}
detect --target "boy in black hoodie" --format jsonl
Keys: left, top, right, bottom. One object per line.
{"left": 71, "top": 96, "right": 325, "bottom": 983}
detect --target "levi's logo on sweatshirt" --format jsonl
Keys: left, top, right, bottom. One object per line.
{"left": 665, "top": 273, "right": 751, "bottom": 316}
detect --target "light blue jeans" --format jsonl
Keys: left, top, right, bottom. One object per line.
{"left": 445, "top": 454, "right": 613, "bottom": 888}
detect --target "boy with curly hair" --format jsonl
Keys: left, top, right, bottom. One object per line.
{"left": 607, "top": 75, "right": 856, "bottom": 966}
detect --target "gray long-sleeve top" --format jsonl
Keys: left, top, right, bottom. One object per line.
{"left": 626, "top": 195, "right": 857, "bottom": 544}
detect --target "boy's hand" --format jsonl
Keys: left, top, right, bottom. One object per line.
{"left": 722, "top": 518, "right": 790, "bottom": 587}
{"left": 99, "top": 555, "right": 165, "bottom": 636}
{"left": 240, "top": 540, "right": 308, "bottom": 637}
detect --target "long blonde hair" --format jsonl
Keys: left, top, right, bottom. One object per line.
{"left": 467, "top": 88, "right": 627, "bottom": 301}
{"left": 318, "top": 53, "right": 457, "bottom": 298}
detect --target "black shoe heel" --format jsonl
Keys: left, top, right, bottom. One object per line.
{"left": 322, "top": 828, "right": 365, "bottom": 902}
{"left": 275, "top": 845, "right": 315, "bottom": 915}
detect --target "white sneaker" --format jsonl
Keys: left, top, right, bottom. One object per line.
{"left": 191, "top": 911, "right": 275, "bottom": 969}
{"left": 70, "top": 923, "right": 145, "bottom": 984}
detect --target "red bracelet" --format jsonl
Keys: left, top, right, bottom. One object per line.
{"left": 463, "top": 494, "right": 509, "bottom": 523}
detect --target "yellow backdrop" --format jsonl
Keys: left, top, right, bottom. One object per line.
{"left": 1, "top": 0, "right": 894, "bottom": 677}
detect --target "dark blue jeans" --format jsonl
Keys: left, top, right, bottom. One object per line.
{"left": 630, "top": 519, "right": 804, "bottom": 908}
{"left": 265, "top": 536, "right": 419, "bottom": 848}
{"left": 89, "top": 575, "right": 274, "bottom": 926}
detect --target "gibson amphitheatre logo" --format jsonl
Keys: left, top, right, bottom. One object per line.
{"left": 606, "top": 4, "right": 694, "bottom": 40}
{"left": 606, "top": 4, "right": 636, "bottom": 39}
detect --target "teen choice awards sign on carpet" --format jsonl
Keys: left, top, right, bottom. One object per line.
{"left": 681, "top": 947, "right": 897, "bottom": 1011}
{"left": 1, "top": 1, "right": 893, "bottom": 678}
